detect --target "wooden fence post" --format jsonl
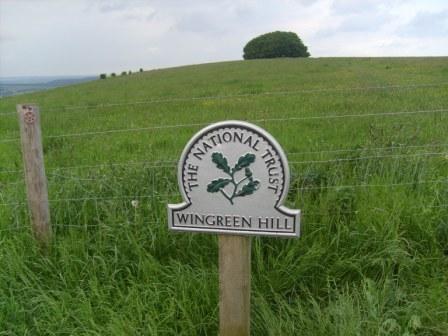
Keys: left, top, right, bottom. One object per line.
{"left": 17, "top": 104, "right": 51, "bottom": 246}
{"left": 219, "top": 235, "right": 251, "bottom": 336}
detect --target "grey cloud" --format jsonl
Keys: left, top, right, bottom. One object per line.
{"left": 331, "top": 0, "right": 383, "bottom": 15}
{"left": 91, "top": 0, "right": 157, "bottom": 22}
{"left": 337, "top": 12, "right": 391, "bottom": 33}
{"left": 172, "top": 2, "right": 267, "bottom": 35}
{"left": 316, "top": 0, "right": 397, "bottom": 38}
{"left": 0, "top": 32, "right": 15, "bottom": 43}
{"left": 290, "top": 0, "right": 317, "bottom": 7}
{"left": 122, "top": 10, "right": 157, "bottom": 22}
{"left": 175, "top": 12, "right": 224, "bottom": 34}
{"left": 399, "top": 10, "right": 448, "bottom": 37}
{"left": 95, "top": 0, "right": 149, "bottom": 13}
{"left": 316, "top": 12, "right": 391, "bottom": 38}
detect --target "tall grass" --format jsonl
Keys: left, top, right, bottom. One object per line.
{"left": 0, "top": 57, "right": 447, "bottom": 334}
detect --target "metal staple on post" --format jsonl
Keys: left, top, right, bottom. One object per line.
{"left": 17, "top": 104, "right": 51, "bottom": 246}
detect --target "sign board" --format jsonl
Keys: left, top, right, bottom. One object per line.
{"left": 168, "top": 120, "right": 300, "bottom": 237}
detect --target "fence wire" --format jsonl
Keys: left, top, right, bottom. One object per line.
{"left": 1, "top": 144, "right": 447, "bottom": 176}
{"left": 288, "top": 143, "right": 448, "bottom": 156}
{"left": 1, "top": 81, "right": 447, "bottom": 115}
{"left": 1, "top": 178, "right": 447, "bottom": 207}
{"left": 1, "top": 84, "right": 447, "bottom": 237}
{"left": 42, "top": 151, "right": 446, "bottom": 176}
{"left": 1, "top": 106, "right": 447, "bottom": 144}
{"left": 1, "top": 202, "right": 447, "bottom": 234}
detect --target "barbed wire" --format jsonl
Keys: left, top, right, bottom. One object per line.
{"left": 1, "top": 81, "right": 447, "bottom": 115}
{"left": 1, "top": 106, "right": 447, "bottom": 144}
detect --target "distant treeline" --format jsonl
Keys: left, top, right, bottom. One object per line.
{"left": 100, "top": 68, "right": 144, "bottom": 79}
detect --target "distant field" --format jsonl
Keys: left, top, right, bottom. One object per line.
{"left": 0, "top": 57, "right": 447, "bottom": 335}
{"left": 0, "top": 76, "right": 96, "bottom": 97}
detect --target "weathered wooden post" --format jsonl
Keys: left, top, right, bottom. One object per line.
{"left": 168, "top": 121, "right": 300, "bottom": 335}
{"left": 219, "top": 235, "right": 251, "bottom": 335}
{"left": 17, "top": 104, "right": 51, "bottom": 246}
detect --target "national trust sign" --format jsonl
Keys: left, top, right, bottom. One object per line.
{"left": 168, "top": 121, "right": 301, "bottom": 238}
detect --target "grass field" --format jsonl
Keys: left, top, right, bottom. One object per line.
{"left": 1, "top": 57, "right": 448, "bottom": 335}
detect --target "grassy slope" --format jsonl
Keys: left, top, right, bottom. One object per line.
{"left": 1, "top": 57, "right": 448, "bottom": 335}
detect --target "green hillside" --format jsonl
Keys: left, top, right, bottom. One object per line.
{"left": 1, "top": 58, "right": 448, "bottom": 335}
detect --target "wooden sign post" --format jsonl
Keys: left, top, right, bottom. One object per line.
{"left": 168, "top": 121, "right": 300, "bottom": 335}
{"left": 219, "top": 235, "right": 251, "bottom": 335}
{"left": 17, "top": 104, "right": 51, "bottom": 246}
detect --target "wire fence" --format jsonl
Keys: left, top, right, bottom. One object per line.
{"left": 1, "top": 106, "right": 447, "bottom": 144}
{"left": 1, "top": 146, "right": 446, "bottom": 177}
{"left": 0, "top": 220, "right": 163, "bottom": 233}
{"left": 0, "top": 112, "right": 16, "bottom": 116}
{"left": 1, "top": 177, "right": 447, "bottom": 208}
{"left": 1, "top": 82, "right": 447, "bottom": 236}
{"left": 41, "top": 151, "right": 448, "bottom": 173}
{"left": 1, "top": 200, "right": 447, "bottom": 234}
{"left": 1, "top": 81, "right": 447, "bottom": 115}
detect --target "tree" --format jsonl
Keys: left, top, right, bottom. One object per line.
{"left": 99, "top": 73, "right": 107, "bottom": 79}
{"left": 243, "top": 31, "right": 310, "bottom": 60}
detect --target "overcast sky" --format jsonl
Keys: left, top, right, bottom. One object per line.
{"left": 1, "top": 0, "right": 447, "bottom": 77}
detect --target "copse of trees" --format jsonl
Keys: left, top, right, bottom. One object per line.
{"left": 243, "top": 31, "right": 310, "bottom": 60}
{"left": 102, "top": 68, "right": 144, "bottom": 79}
